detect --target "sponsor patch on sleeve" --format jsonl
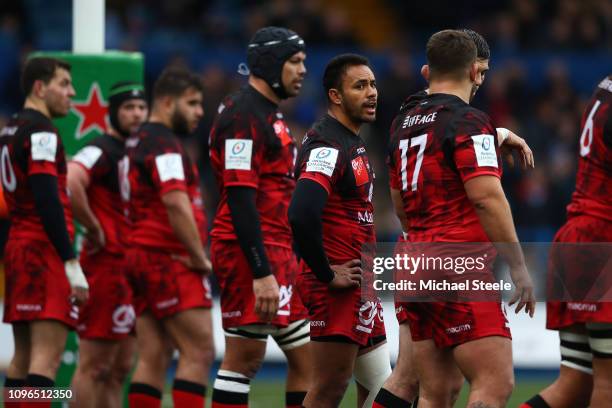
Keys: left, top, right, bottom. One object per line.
{"left": 30, "top": 132, "right": 58, "bottom": 162}
{"left": 72, "top": 145, "right": 103, "bottom": 169}
{"left": 225, "top": 139, "right": 253, "bottom": 170}
{"left": 305, "top": 147, "right": 339, "bottom": 177}
{"left": 155, "top": 153, "right": 185, "bottom": 182}
{"left": 470, "top": 134, "right": 498, "bottom": 168}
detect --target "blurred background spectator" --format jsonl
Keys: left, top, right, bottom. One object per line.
{"left": 1, "top": 0, "right": 611, "bottom": 243}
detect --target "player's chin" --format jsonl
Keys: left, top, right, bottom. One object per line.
{"left": 361, "top": 109, "right": 377, "bottom": 122}
{"left": 286, "top": 86, "right": 302, "bottom": 97}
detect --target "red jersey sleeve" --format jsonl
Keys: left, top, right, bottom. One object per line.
{"left": 27, "top": 130, "right": 60, "bottom": 176}
{"left": 71, "top": 144, "right": 107, "bottom": 179}
{"left": 297, "top": 140, "right": 345, "bottom": 195}
{"left": 453, "top": 108, "right": 502, "bottom": 183}
{"left": 148, "top": 140, "right": 189, "bottom": 196}
{"left": 217, "top": 113, "right": 265, "bottom": 189}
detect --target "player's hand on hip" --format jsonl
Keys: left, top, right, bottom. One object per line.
{"left": 64, "top": 259, "right": 89, "bottom": 306}
{"left": 253, "top": 274, "right": 280, "bottom": 322}
{"left": 508, "top": 264, "right": 536, "bottom": 317}
{"left": 329, "top": 259, "right": 362, "bottom": 290}
{"left": 173, "top": 253, "right": 213, "bottom": 275}
{"left": 500, "top": 130, "right": 535, "bottom": 169}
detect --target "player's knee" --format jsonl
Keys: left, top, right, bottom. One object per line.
{"left": 111, "top": 359, "right": 133, "bottom": 385}
{"left": 89, "top": 361, "right": 114, "bottom": 383}
{"left": 240, "top": 354, "right": 265, "bottom": 378}
{"left": 313, "top": 379, "right": 349, "bottom": 405}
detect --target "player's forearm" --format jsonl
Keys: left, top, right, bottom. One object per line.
{"left": 29, "top": 174, "right": 76, "bottom": 262}
{"left": 163, "top": 193, "right": 206, "bottom": 259}
{"left": 288, "top": 180, "right": 334, "bottom": 283}
{"left": 68, "top": 181, "right": 100, "bottom": 232}
{"left": 472, "top": 194, "right": 526, "bottom": 268}
{"left": 226, "top": 187, "right": 272, "bottom": 279}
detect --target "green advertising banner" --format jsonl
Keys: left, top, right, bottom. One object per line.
{"left": 29, "top": 51, "right": 144, "bottom": 407}
{"left": 31, "top": 51, "right": 144, "bottom": 155}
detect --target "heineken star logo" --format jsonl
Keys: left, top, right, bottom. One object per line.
{"left": 72, "top": 83, "right": 108, "bottom": 139}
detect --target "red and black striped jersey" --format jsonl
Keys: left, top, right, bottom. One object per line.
{"left": 0, "top": 108, "right": 74, "bottom": 242}
{"left": 566, "top": 75, "right": 612, "bottom": 222}
{"left": 295, "top": 114, "right": 375, "bottom": 263}
{"left": 209, "top": 85, "right": 297, "bottom": 249}
{"left": 387, "top": 93, "right": 502, "bottom": 242}
{"left": 122, "top": 122, "right": 207, "bottom": 253}
{"left": 71, "top": 133, "right": 128, "bottom": 256}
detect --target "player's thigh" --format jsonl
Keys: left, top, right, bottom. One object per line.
{"left": 30, "top": 319, "right": 70, "bottom": 357}
{"left": 452, "top": 335, "right": 513, "bottom": 387}
{"left": 387, "top": 322, "right": 420, "bottom": 390}
{"left": 413, "top": 339, "right": 462, "bottom": 397}
{"left": 310, "top": 340, "right": 359, "bottom": 386}
{"left": 12, "top": 321, "right": 31, "bottom": 356}
{"left": 163, "top": 307, "right": 214, "bottom": 354}
{"left": 136, "top": 312, "right": 173, "bottom": 366}
{"left": 78, "top": 338, "right": 122, "bottom": 371}
{"left": 112, "top": 335, "right": 137, "bottom": 375}
{"left": 221, "top": 334, "right": 268, "bottom": 377}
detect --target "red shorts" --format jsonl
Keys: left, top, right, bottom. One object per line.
{"left": 296, "top": 267, "right": 386, "bottom": 346}
{"left": 77, "top": 252, "right": 135, "bottom": 340}
{"left": 547, "top": 215, "right": 612, "bottom": 329}
{"left": 126, "top": 246, "right": 212, "bottom": 319}
{"left": 211, "top": 240, "right": 308, "bottom": 329}
{"left": 395, "top": 301, "right": 409, "bottom": 325}
{"left": 399, "top": 301, "right": 511, "bottom": 348}
{"left": 3, "top": 238, "right": 78, "bottom": 328}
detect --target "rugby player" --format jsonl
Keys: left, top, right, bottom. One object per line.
{"left": 522, "top": 76, "right": 612, "bottom": 408}
{"left": 385, "top": 30, "right": 535, "bottom": 408}
{"left": 374, "top": 28, "right": 534, "bottom": 408}
{"left": 289, "top": 53, "right": 391, "bottom": 408}
{"left": 208, "top": 26, "right": 311, "bottom": 408}
{"left": 68, "top": 81, "right": 147, "bottom": 407}
{"left": 123, "top": 68, "right": 213, "bottom": 408}
{"left": 1, "top": 57, "right": 88, "bottom": 407}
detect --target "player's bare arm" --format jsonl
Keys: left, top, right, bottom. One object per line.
{"left": 497, "top": 128, "right": 535, "bottom": 169}
{"left": 67, "top": 162, "right": 105, "bottom": 250}
{"left": 161, "top": 189, "right": 211, "bottom": 274}
{"left": 464, "top": 175, "right": 536, "bottom": 316}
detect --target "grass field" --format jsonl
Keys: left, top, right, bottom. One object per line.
{"left": 161, "top": 378, "right": 554, "bottom": 407}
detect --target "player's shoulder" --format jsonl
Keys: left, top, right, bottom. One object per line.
{"left": 129, "top": 123, "right": 180, "bottom": 156}
{"left": 452, "top": 104, "right": 494, "bottom": 132}
{"left": 594, "top": 75, "right": 612, "bottom": 100}
{"left": 13, "top": 108, "right": 57, "bottom": 138}
{"left": 307, "top": 115, "right": 351, "bottom": 146}
{"left": 215, "top": 86, "right": 259, "bottom": 120}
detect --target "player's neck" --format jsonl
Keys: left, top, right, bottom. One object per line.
{"left": 24, "top": 97, "right": 51, "bottom": 119}
{"left": 248, "top": 76, "right": 280, "bottom": 105}
{"left": 328, "top": 107, "right": 360, "bottom": 135}
{"left": 428, "top": 80, "right": 472, "bottom": 104}
{"left": 107, "top": 127, "right": 124, "bottom": 140}
{"left": 148, "top": 111, "right": 172, "bottom": 130}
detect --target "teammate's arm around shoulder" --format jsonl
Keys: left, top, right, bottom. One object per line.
{"left": 464, "top": 175, "right": 535, "bottom": 316}
{"left": 161, "top": 189, "right": 211, "bottom": 274}
{"left": 67, "top": 161, "right": 105, "bottom": 251}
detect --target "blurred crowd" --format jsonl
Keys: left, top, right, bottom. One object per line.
{"left": 0, "top": 0, "right": 610, "bottom": 241}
